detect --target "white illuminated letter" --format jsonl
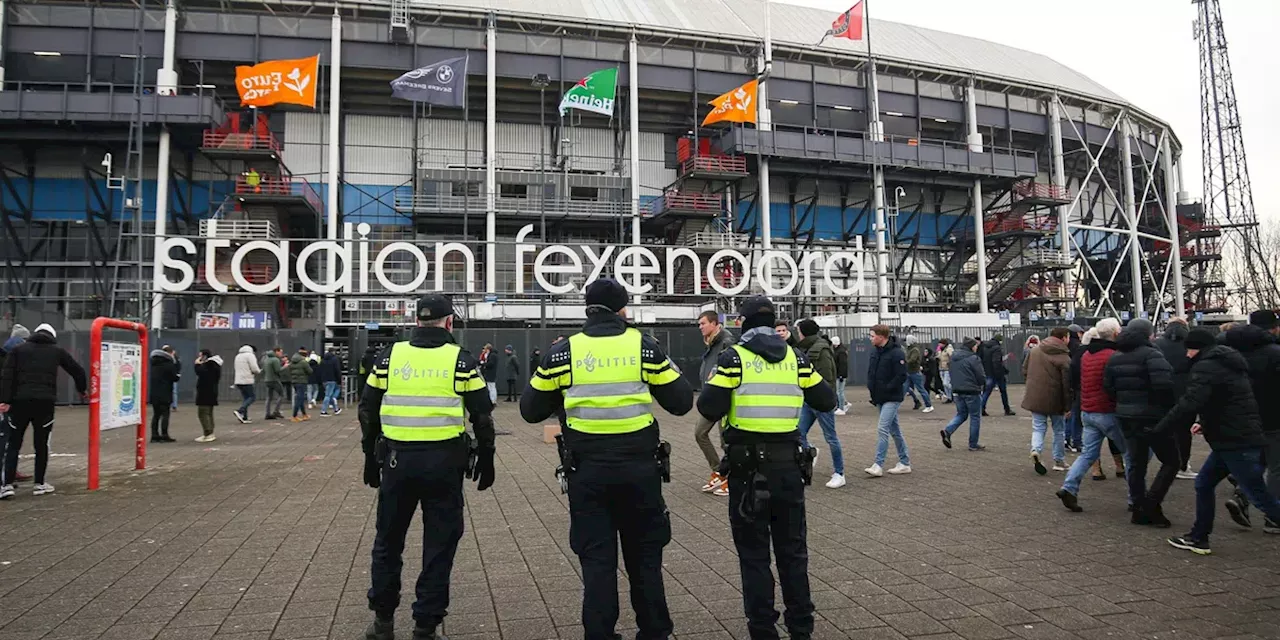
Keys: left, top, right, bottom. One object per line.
{"left": 435, "top": 242, "right": 477, "bottom": 293}
{"left": 707, "top": 249, "right": 750, "bottom": 296}
{"left": 231, "top": 241, "right": 291, "bottom": 294}
{"left": 580, "top": 245, "right": 616, "bottom": 290}
{"left": 534, "top": 245, "right": 583, "bottom": 295}
{"left": 157, "top": 237, "right": 197, "bottom": 292}
{"left": 515, "top": 224, "right": 536, "bottom": 294}
{"left": 294, "top": 241, "right": 352, "bottom": 294}
{"left": 665, "top": 247, "right": 700, "bottom": 295}
{"left": 615, "top": 246, "right": 659, "bottom": 294}
{"left": 757, "top": 250, "right": 799, "bottom": 296}
{"left": 372, "top": 242, "right": 430, "bottom": 294}
{"left": 205, "top": 238, "right": 231, "bottom": 293}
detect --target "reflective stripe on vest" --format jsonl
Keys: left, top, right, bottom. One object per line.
{"left": 564, "top": 329, "right": 654, "bottom": 435}
{"left": 380, "top": 343, "right": 466, "bottom": 442}
{"left": 727, "top": 345, "right": 803, "bottom": 433}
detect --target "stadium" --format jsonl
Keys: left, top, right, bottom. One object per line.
{"left": 0, "top": 0, "right": 1218, "bottom": 338}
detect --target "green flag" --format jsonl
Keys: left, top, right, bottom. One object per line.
{"left": 559, "top": 68, "right": 618, "bottom": 117}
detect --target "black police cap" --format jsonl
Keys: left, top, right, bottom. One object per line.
{"left": 416, "top": 294, "right": 454, "bottom": 321}
{"left": 738, "top": 296, "right": 777, "bottom": 331}
{"left": 584, "top": 278, "right": 628, "bottom": 312}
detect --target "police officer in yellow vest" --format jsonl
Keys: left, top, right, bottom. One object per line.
{"left": 359, "top": 293, "right": 496, "bottom": 640}
{"left": 696, "top": 296, "right": 835, "bottom": 640}
{"left": 521, "top": 279, "right": 693, "bottom": 640}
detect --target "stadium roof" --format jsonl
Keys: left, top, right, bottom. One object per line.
{"left": 428, "top": 0, "right": 1128, "bottom": 104}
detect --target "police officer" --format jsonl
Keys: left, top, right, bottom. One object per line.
{"left": 359, "top": 294, "right": 496, "bottom": 640}
{"left": 520, "top": 279, "right": 694, "bottom": 640}
{"left": 696, "top": 296, "right": 835, "bottom": 640}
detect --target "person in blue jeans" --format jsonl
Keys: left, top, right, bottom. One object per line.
{"left": 795, "top": 319, "right": 846, "bottom": 488}
{"left": 939, "top": 338, "right": 986, "bottom": 451}
{"left": 979, "top": 335, "right": 1015, "bottom": 416}
{"left": 866, "top": 325, "right": 912, "bottom": 476}
{"left": 1057, "top": 320, "right": 1124, "bottom": 512}
{"left": 318, "top": 348, "right": 344, "bottom": 415}
{"left": 902, "top": 336, "right": 934, "bottom": 412}
{"left": 1022, "top": 328, "right": 1073, "bottom": 474}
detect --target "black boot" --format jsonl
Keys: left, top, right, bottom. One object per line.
{"left": 411, "top": 626, "right": 449, "bottom": 640}
{"left": 363, "top": 616, "right": 394, "bottom": 640}
{"left": 1131, "top": 500, "right": 1152, "bottom": 526}
{"left": 1146, "top": 504, "right": 1172, "bottom": 528}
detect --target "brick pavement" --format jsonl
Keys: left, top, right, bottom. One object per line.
{"left": 1, "top": 387, "right": 1279, "bottom": 640}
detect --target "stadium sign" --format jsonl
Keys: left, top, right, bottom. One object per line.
{"left": 156, "top": 223, "right": 867, "bottom": 298}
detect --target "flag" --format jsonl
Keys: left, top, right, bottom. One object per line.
{"left": 823, "top": 1, "right": 865, "bottom": 43}
{"left": 390, "top": 56, "right": 468, "bottom": 106}
{"left": 559, "top": 68, "right": 618, "bottom": 117}
{"left": 701, "top": 79, "right": 759, "bottom": 127}
{"left": 235, "top": 55, "right": 320, "bottom": 108}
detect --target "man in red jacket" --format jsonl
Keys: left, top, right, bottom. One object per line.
{"left": 1057, "top": 318, "right": 1125, "bottom": 512}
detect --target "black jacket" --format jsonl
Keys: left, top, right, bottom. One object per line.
{"left": 1104, "top": 326, "right": 1174, "bottom": 425}
{"left": 521, "top": 313, "right": 693, "bottom": 459}
{"left": 480, "top": 350, "right": 499, "bottom": 382}
{"left": 0, "top": 331, "right": 88, "bottom": 404}
{"left": 1155, "top": 344, "right": 1264, "bottom": 450}
{"left": 834, "top": 343, "right": 850, "bottom": 380}
{"left": 697, "top": 328, "right": 836, "bottom": 446}
{"left": 1153, "top": 322, "right": 1192, "bottom": 396}
{"left": 318, "top": 352, "right": 343, "bottom": 384}
{"left": 1220, "top": 324, "right": 1280, "bottom": 434}
{"left": 504, "top": 352, "right": 520, "bottom": 380}
{"left": 359, "top": 327, "right": 495, "bottom": 456}
{"left": 194, "top": 357, "right": 223, "bottom": 406}
{"left": 699, "top": 328, "right": 735, "bottom": 387}
{"left": 148, "top": 350, "right": 181, "bottom": 406}
{"left": 358, "top": 346, "right": 379, "bottom": 378}
{"left": 948, "top": 347, "right": 986, "bottom": 395}
{"left": 867, "top": 337, "right": 908, "bottom": 405}
{"left": 980, "top": 340, "right": 1008, "bottom": 378}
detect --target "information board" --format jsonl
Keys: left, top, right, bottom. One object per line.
{"left": 98, "top": 341, "right": 142, "bottom": 431}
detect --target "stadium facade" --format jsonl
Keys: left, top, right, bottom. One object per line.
{"left": 0, "top": 0, "right": 1219, "bottom": 334}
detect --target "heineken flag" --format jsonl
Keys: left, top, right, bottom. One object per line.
{"left": 390, "top": 56, "right": 468, "bottom": 106}
{"left": 559, "top": 68, "right": 618, "bottom": 117}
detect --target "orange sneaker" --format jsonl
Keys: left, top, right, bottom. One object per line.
{"left": 701, "top": 472, "right": 727, "bottom": 493}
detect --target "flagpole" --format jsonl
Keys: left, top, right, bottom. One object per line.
{"left": 864, "top": 0, "right": 891, "bottom": 316}
{"left": 758, "top": 0, "right": 772, "bottom": 255}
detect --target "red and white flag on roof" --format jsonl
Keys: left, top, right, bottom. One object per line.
{"left": 822, "top": 1, "right": 865, "bottom": 43}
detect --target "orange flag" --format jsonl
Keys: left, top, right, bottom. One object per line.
{"left": 235, "top": 55, "right": 320, "bottom": 108}
{"left": 702, "top": 79, "right": 759, "bottom": 127}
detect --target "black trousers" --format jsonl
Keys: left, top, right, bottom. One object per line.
{"left": 150, "top": 404, "right": 171, "bottom": 439}
{"left": 728, "top": 452, "right": 814, "bottom": 640}
{"left": 2, "top": 401, "right": 55, "bottom": 485}
{"left": 1123, "top": 421, "right": 1180, "bottom": 510}
{"left": 505, "top": 379, "right": 517, "bottom": 402}
{"left": 567, "top": 455, "right": 672, "bottom": 640}
{"left": 368, "top": 442, "right": 467, "bottom": 629}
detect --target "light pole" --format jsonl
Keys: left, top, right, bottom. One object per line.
{"left": 890, "top": 186, "right": 905, "bottom": 309}
{"left": 532, "top": 73, "right": 551, "bottom": 329}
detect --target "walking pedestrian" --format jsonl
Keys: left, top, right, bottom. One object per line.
{"left": 0, "top": 325, "right": 31, "bottom": 483}
{"left": 695, "top": 310, "right": 734, "bottom": 496}
{"left": 1066, "top": 324, "right": 1085, "bottom": 452}
{"left": 148, "top": 347, "right": 180, "bottom": 443}
{"left": 940, "top": 337, "right": 986, "bottom": 451}
{"left": 1163, "top": 328, "right": 1280, "bottom": 554}
{"left": 479, "top": 343, "right": 498, "bottom": 403}
{"left": 1021, "top": 327, "right": 1073, "bottom": 474}
{"left": 318, "top": 347, "right": 343, "bottom": 416}
{"left": 193, "top": 349, "right": 223, "bottom": 442}
{"left": 866, "top": 325, "right": 912, "bottom": 477}
{"left": 833, "top": 336, "right": 852, "bottom": 414}
{"left": 0, "top": 324, "right": 87, "bottom": 499}
{"left": 1071, "top": 328, "right": 1126, "bottom": 480}
{"left": 697, "top": 296, "right": 835, "bottom": 640}
{"left": 359, "top": 294, "right": 497, "bottom": 640}
{"left": 1154, "top": 317, "right": 1196, "bottom": 478}
{"left": 902, "top": 335, "right": 934, "bottom": 412}
{"left": 520, "top": 279, "right": 694, "bottom": 640}
{"left": 503, "top": 345, "right": 519, "bottom": 402}
{"left": 357, "top": 344, "right": 380, "bottom": 401}
{"left": 170, "top": 347, "right": 181, "bottom": 413}
{"left": 796, "top": 319, "right": 846, "bottom": 488}
{"left": 308, "top": 351, "right": 322, "bottom": 407}
{"left": 1056, "top": 319, "right": 1125, "bottom": 512}
{"left": 1020, "top": 335, "right": 1040, "bottom": 377}
{"left": 921, "top": 342, "right": 942, "bottom": 401}
{"left": 289, "top": 348, "right": 313, "bottom": 422}
{"left": 1218, "top": 310, "right": 1280, "bottom": 530}
{"left": 528, "top": 348, "right": 541, "bottom": 387}
{"left": 937, "top": 338, "right": 954, "bottom": 403}
{"left": 980, "top": 334, "right": 1015, "bottom": 416}
{"left": 261, "top": 347, "right": 287, "bottom": 420}
{"left": 1104, "top": 318, "right": 1178, "bottom": 527}
{"left": 232, "top": 345, "right": 260, "bottom": 424}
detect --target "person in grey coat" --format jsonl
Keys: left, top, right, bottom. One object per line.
{"left": 941, "top": 338, "right": 988, "bottom": 451}
{"left": 503, "top": 345, "right": 520, "bottom": 402}
{"left": 694, "top": 311, "right": 735, "bottom": 495}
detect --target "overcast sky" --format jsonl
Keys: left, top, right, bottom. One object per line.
{"left": 785, "top": 0, "right": 1279, "bottom": 222}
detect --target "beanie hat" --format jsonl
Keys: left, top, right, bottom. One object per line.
{"left": 1126, "top": 318, "right": 1154, "bottom": 337}
{"left": 1185, "top": 328, "right": 1217, "bottom": 350}
{"left": 737, "top": 296, "right": 776, "bottom": 332}
{"left": 1067, "top": 324, "right": 1084, "bottom": 334}
{"left": 962, "top": 337, "right": 979, "bottom": 351}
{"left": 10, "top": 324, "right": 30, "bottom": 339}
{"left": 1249, "top": 309, "right": 1278, "bottom": 330}
{"left": 797, "top": 319, "right": 821, "bottom": 340}
{"left": 584, "top": 279, "right": 628, "bottom": 313}
{"left": 34, "top": 323, "right": 56, "bottom": 339}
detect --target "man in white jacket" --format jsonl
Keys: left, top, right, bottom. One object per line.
{"left": 233, "top": 345, "right": 261, "bottom": 423}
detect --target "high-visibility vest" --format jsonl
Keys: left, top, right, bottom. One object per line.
{"left": 564, "top": 329, "right": 654, "bottom": 435}
{"left": 378, "top": 343, "right": 466, "bottom": 442}
{"left": 726, "top": 344, "right": 804, "bottom": 433}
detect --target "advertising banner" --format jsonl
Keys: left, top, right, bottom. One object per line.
{"left": 235, "top": 55, "right": 320, "bottom": 108}
{"left": 98, "top": 341, "right": 142, "bottom": 431}
{"left": 198, "top": 312, "right": 273, "bottom": 330}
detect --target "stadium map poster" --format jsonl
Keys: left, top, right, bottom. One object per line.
{"left": 98, "top": 341, "right": 141, "bottom": 431}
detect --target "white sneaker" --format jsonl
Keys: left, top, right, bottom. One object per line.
{"left": 232, "top": 410, "right": 249, "bottom": 424}
{"left": 825, "top": 474, "right": 846, "bottom": 489}
{"left": 335, "top": 407, "right": 343, "bottom": 415}
{"left": 834, "top": 408, "right": 847, "bottom": 416}
{"left": 1052, "top": 463, "right": 1068, "bottom": 472}
{"left": 843, "top": 403, "right": 853, "bottom": 413}
{"left": 195, "top": 435, "right": 217, "bottom": 443}
{"left": 811, "top": 447, "right": 821, "bottom": 464}
{"left": 864, "top": 464, "right": 884, "bottom": 477}
{"left": 1176, "top": 470, "right": 1198, "bottom": 480}
{"left": 33, "top": 483, "right": 55, "bottom": 496}
{"left": 922, "top": 406, "right": 935, "bottom": 413}
{"left": 0, "top": 485, "right": 14, "bottom": 500}
{"left": 887, "top": 463, "right": 912, "bottom": 475}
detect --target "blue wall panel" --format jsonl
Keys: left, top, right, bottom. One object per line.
{"left": 736, "top": 201, "right": 964, "bottom": 246}
{"left": 11, "top": 178, "right": 231, "bottom": 222}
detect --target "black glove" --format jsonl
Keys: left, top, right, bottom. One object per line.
{"left": 363, "top": 455, "right": 381, "bottom": 489}
{"left": 469, "top": 446, "right": 496, "bottom": 491}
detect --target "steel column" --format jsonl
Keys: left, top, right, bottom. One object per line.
{"left": 485, "top": 14, "right": 497, "bottom": 294}
{"left": 1121, "top": 117, "right": 1144, "bottom": 316}
{"left": 325, "top": 9, "right": 342, "bottom": 326}
{"left": 1162, "top": 134, "right": 1185, "bottom": 317}
{"left": 0, "top": 0, "right": 7, "bottom": 88}
{"left": 149, "top": 0, "right": 178, "bottom": 329}
{"left": 1049, "top": 96, "right": 1073, "bottom": 315}
{"left": 972, "top": 180, "right": 989, "bottom": 313}
{"left": 628, "top": 33, "right": 641, "bottom": 304}
{"left": 965, "top": 79, "right": 981, "bottom": 152}
{"left": 758, "top": 1, "right": 773, "bottom": 252}
{"left": 870, "top": 52, "right": 887, "bottom": 315}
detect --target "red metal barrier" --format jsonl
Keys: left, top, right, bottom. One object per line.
{"left": 202, "top": 129, "right": 282, "bottom": 154}
{"left": 88, "top": 317, "right": 149, "bottom": 491}
{"left": 680, "top": 155, "right": 747, "bottom": 176}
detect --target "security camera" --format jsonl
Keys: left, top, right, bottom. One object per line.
{"left": 101, "top": 153, "right": 113, "bottom": 172}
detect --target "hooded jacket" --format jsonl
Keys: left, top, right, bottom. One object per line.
{"left": 1220, "top": 324, "right": 1280, "bottom": 434}
{"left": 288, "top": 351, "right": 313, "bottom": 385}
{"left": 1072, "top": 339, "right": 1117, "bottom": 414}
{"left": 0, "top": 334, "right": 27, "bottom": 376}
{"left": 834, "top": 342, "right": 850, "bottom": 379}
{"left": 937, "top": 343, "right": 954, "bottom": 371}
{"left": 947, "top": 346, "right": 986, "bottom": 395}
{"left": 504, "top": 351, "right": 520, "bottom": 380}
{"left": 699, "top": 328, "right": 735, "bottom": 387}
{"left": 0, "top": 330, "right": 88, "bottom": 404}
{"left": 1103, "top": 326, "right": 1174, "bottom": 424}
{"left": 318, "top": 351, "right": 343, "bottom": 384}
{"left": 1153, "top": 322, "right": 1192, "bottom": 395}
{"left": 479, "top": 349, "right": 499, "bottom": 382}
{"left": 696, "top": 328, "right": 836, "bottom": 446}
{"left": 867, "top": 336, "right": 908, "bottom": 405}
{"left": 261, "top": 352, "right": 286, "bottom": 384}
{"left": 308, "top": 353, "right": 323, "bottom": 385}
{"left": 1154, "top": 344, "right": 1264, "bottom": 450}
{"left": 796, "top": 333, "right": 837, "bottom": 389}
{"left": 194, "top": 355, "right": 224, "bottom": 406}
{"left": 148, "top": 350, "right": 181, "bottom": 406}
{"left": 233, "top": 345, "right": 261, "bottom": 385}
{"left": 980, "top": 339, "right": 1008, "bottom": 378}
{"left": 1020, "top": 337, "right": 1073, "bottom": 415}
{"left": 904, "top": 340, "right": 923, "bottom": 374}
